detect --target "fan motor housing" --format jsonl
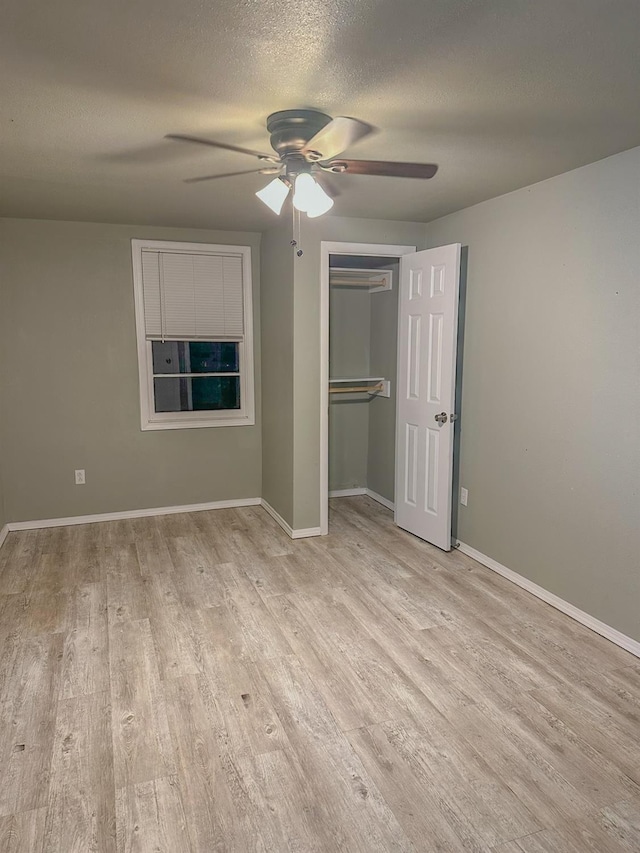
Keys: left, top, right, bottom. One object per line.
{"left": 266, "top": 109, "right": 332, "bottom": 158}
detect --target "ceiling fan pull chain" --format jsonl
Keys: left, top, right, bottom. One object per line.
{"left": 290, "top": 204, "right": 303, "bottom": 257}
{"left": 296, "top": 207, "right": 303, "bottom": 257}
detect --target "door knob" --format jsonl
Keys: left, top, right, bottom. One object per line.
{"left": 434, "top": 412, "right": 448, "bottom": 424}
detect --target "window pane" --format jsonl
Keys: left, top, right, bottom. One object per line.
{"left": 153, "top": 376, "right": 240, "bottom": 412}
{"left": 189, "top": 341, "right": 239, "bottom": 373}
{"left": 152, "top": 341, "right": 239, "bottom": 374}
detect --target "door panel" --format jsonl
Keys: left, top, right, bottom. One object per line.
{"left": 395, "top": 244, "right": 461, "bottom": 551}
{"left": 404, "top": 423, "right": 419, "bottom": 506}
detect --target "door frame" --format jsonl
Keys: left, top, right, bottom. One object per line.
{"left": 319, "top": 241, "right": 417, "bottom": 535}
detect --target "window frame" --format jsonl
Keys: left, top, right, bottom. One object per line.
{"left": 131, "top": 239, "right": 255, "bottom": 430}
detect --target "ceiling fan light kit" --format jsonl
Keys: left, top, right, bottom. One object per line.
{"left": 306, "top": 185, "right": 334, "bottom": 218}
{"left": 291, "top": 173, "right": 334, "bottom": 217}
{"left": 291, "top": 172, "right": 315, "bottom": 212}
{"left": 169, "top": 108, "right": 438, "bottom": 219}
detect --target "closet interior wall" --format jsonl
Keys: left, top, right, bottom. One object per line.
{"left": 328, "top": 256, "right": 400, "bottom": 506}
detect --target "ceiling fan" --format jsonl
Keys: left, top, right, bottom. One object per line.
{"left": 167, "top": 109, "right": 438, "bottom": 218}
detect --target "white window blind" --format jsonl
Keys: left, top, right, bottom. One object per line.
{"left": 141, "top": 250, "right": 244, "bottom": 340}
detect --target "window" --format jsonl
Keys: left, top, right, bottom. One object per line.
{"left": 131, "top": 240, "right": 255, "bottom": 429}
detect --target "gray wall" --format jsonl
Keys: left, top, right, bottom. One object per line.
{"left": 367, "top": 261, "right": 400, "bottom": 503}
{"left": 291, "top": 216, "right": 427, "bottom": 529}
{"left": 329, "top": 286, "right": 371, "bottom": 492}
{"left": 0, "top": 274, "right": 6, "bottom": 530}
{"left": 0, "top": 219, "right": 262, "bottom": 522}
{"left": 423, "top": 146, "right": 640, "bottom": 642}
{"left": 0, "top": 458, "right": 5, "bottom": 532}
{"left": 260, "top": 221, "right": 295, "bottom": 527}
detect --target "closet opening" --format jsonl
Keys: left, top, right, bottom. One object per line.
{"left": 319, "top": 241, "right": 417, "bottom": 536}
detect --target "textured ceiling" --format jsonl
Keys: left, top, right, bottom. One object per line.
{"left": 2, "top": 0, "right": 640, "bottom": 230}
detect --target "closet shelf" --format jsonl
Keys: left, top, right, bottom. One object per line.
{"left": 329, "top": 268, "right": 392, "bottom": 292}
{"left": 329, "top": 377, "right": 391, "bottom": 398}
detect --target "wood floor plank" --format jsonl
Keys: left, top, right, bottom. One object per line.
{"left": 477, "top": 690, "right": 640, "bottom": 807}
{"left": 148, "top": 603, "right": 201, "bottom": 681}
{"left": 94, "top": 520, "right": 135, "bottom": 549}
{"left": 232, "top": 505, "right": 295, "bottom": 559}
{"left": 109, "top": 618, "right": 176, "bottom": 788}
{"left": 329, "top": 544, "right": 443, "bottom": 631}
{"left": 0, "top": 633, "right": 63, "bottom": 816}
{"left": 208, "top": 663, "right": 288, "bottom": 757}
{"left": 238, "top": 552, "right": 301, "bottom": 598}
{"left": 163, "top": 673, "right": 256, "bottom": 851}
{"left": 115, "top": 776, "right": 190, "bottom": 853}
{"left": 0, "top": 808, "right": 47, "bottom": 853}
{"left": 165, "top": 536, "right": 227, "bottom": 607}
{"left": 188, "top": 513, "right": 238, "bottom": 564}
{"left": 529, "top": 684, "right": 640, "bottom": 786}
{"left": 60, "top": 582, "right": 109, "bottom": 699}
{"left": 348, "top": 723, "right": 492, "bottom": 852}
{"left": 609, "top": 663, "right": 640, "bottom": 691}
{"left": 497, "top": 815, "right": 631, "bottom": 852}
{"left": 490, "top": 841, "right": 528, "bottom": 853}
{"left": 0, "top": 531, "right": 49, "bottom": 594}
{"left": 597, "top": 798, "right": 640, "bottom": 851}
{"left": 197, "top": 573, "right": 294, "bottom": 663}
{"left": 445, "top": 700, "right": 597, "bottom": 827}
{"left": 187, "top": 617, "right": 290, "bottom": 759}
{"left": 9, "top": 590, "right": 68, "bottom": 638}
{"left": 44, "top": 691, "right": 116, "bottom": 852}
{"left": 291, "top": 590, "right": 453, "bottom": 728}
{"left": 409, "top": 625, "right": 535, "bottom": 709}
{"left": 105, "top": 546, "right": 149, "bottom": 625}
{"left": 153, "top": 511, "right": 200, "bottom": 540}
{"left": 248, "top": 546, "right": 348, "bottom": 599}
{"left": 134, "top": 533, "right": 176, "bottom": 578}
{"left": 235, "top": 748, "right": 331, "bottom": 852}
{"left": 265, "top": 592, "right": 390, "bottom": 731}
{"left": 261, "top": 653, "right": 416, "bottom": 852}
{"left": 576, "top": 667, "right": 640, "bottom": 735}
{"left": 374, "top": 716, "right": 542, "bottom": 847}
{"left": 46, "top": 528, "right": 102, "bottom": 589}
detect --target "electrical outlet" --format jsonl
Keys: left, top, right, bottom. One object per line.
{"left": 75, "top": 469, "right": 86, "bottom": 485}
{"left": 460, "top": 487, "right": 468, "bottom": 506}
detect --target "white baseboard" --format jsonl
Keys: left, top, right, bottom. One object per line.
{"left": 0, "top": 495, "right": 322, "bottom": 547}
{"left": 457, "top": 542, "right": 640, "bottom": 660}
{"left": 329, "top": 487, "right": 395, "bottom": 512}
{"left": 260, "top": 500, "right": 322, "bottom": 540}
{"left": 365, "top": 489, "right": 395, "bottom": 511}
{"left": 292, "top": 527, "right": 323, "bottom": 539}
{"left": 6, "top": 497, "right": 262, "bottom": 532}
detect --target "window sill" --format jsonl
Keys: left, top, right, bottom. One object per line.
{"left": 141, "top": 415, "right": 255, "bottom": 431}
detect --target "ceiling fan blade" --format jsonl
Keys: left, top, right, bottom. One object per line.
{"left": 166, "top": 134, "right": 278, "bottom": 162}
{"left": 321, "top": 159, "right": 438, "bottom": 179}
{"left": 301, "top": 117, "right": 375, "bottom": 161}
{"left": 314, "top": 172, "right": 341, "bottom": 198}
{"left": 184, "top": 167, "right": 281, "bottom": 184}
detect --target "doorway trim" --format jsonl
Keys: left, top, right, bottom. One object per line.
{"left": 319, "top": 241, "right": 417, "bottom": 535}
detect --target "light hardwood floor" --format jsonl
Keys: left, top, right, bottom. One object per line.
{"left": 0, "top": 495, "right": 638, "bottom": 852}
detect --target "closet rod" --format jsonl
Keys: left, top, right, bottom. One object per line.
{"left": 329, "top": 279, "right": 383, "bottom": 287}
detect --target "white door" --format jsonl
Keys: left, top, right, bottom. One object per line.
{"left": 395, "top": 243, "right": 461, "bottom": 551}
